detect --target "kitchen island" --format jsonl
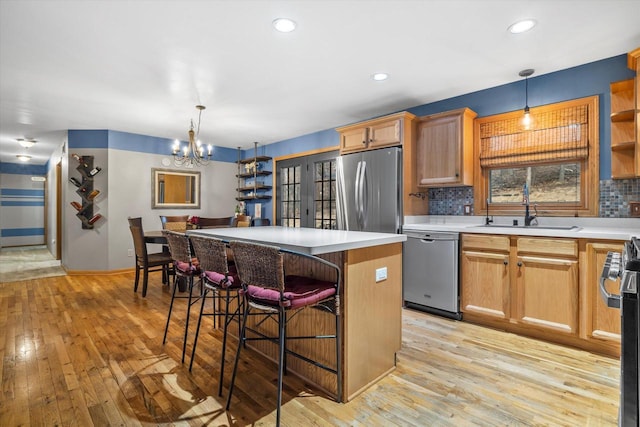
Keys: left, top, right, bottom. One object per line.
{"left": 188, "top": 226, "right": 406, "bottom": 402}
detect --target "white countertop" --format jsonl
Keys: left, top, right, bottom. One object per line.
{"left": 187, "top": 226, "right": 406, "bottom": 255}
{"left": 403, "top": 215, "right": 640, "bottom": 241}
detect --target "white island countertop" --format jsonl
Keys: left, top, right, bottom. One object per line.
{"left": 187, "top": 226, "right": 406, "bottom": 255}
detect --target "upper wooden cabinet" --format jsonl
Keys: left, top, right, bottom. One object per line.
{"left": 336, "top": 111, "right": 415, "bottom": 154}
{"left": 610, "top": 47, "right": 640, "bottom": 179}
{"left": 336, "top": 111, "right": 428, "bottom": 216}
{"left": 416, "top": 107, "right": 477, "bottom": 187}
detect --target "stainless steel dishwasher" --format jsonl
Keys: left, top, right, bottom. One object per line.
{"left": 402, "top": 230, "right": 461, "bottom": 320}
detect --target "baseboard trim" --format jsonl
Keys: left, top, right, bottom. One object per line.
{"left": 66, "top": 268, "right": 134, "bottom": 276}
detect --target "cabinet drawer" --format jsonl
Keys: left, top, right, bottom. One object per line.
{"left": 462, "top": 233, "right": 509, "bottom": 252}
{"left": 516, "top": 237, "right": 577, "bottom": 258}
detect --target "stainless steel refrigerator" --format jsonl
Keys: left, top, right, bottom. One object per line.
{"left": 336, "top": 147, "right": 402, "bottom": 234}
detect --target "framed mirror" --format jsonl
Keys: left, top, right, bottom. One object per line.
{"left": 152, "top": 168, "right": 201, "bottom": 209}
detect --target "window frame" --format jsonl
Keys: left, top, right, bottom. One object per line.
{"left": 473, "top": 95, "right": 599, "bottom": 217}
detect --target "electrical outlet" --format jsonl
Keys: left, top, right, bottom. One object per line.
{"left": 127, "top": 249, "right": 134, "bottom": 257}
{"left": 463, "top": 204, "right": 472, "bottom": 215}
{"left": 631, "top": 201, "right": 640, "bottom": 217}
{"left": 375, "top": 267, "right": 387, "bottom": 282}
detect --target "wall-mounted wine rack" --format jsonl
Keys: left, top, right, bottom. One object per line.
{"left": 69, "top": 154, "right": 103, "bottom": 229}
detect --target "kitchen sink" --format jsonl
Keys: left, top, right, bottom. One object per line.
{"left": 475, "top": 224, "right": 581, "bottom": 231}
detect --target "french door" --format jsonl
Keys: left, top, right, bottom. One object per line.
{"left": 276, "top": 151, "right": 338, "bottom": 229}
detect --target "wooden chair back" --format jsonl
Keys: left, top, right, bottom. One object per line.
{"left": 232, "top": 215, "right": 251, "bottom": 227}
{"left": 160, "top": 215, "right": 189, "bottom": 232}
{"left": 197, "top": 216, "right": 234, "bottom": 228}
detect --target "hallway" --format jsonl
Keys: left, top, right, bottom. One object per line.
{"left": 0, "top": 245, "right": 65, "bottom": 283}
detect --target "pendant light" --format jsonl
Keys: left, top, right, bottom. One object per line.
{"left": 519, "top": 69, "right": 534, "bottom": 130}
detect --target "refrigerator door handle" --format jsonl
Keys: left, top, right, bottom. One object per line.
{"left": 360, "top": 160, "right": 368, "bottom": 229}
{"left": 354, "top": 160, "right": 363, "bottom": 228}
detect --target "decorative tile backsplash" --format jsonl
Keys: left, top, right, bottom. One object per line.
{"left": 428, "top": 179, "right": 640, "bottom": 217}
{"left": 428, "top": 187, "right": 474, "bottom": 216}
{"left": 599, "top": 179, "right": 640, "bottom": 218}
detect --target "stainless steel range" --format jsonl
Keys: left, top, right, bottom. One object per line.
{"left": 600, "top": 236, "right": 639, "bottom": 427}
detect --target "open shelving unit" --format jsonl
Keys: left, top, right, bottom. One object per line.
{"left": 235, "top": 142, "right": 272, "bottom": 202}
{"left": 610, "top": 48, "right": 640, "bottom": 179}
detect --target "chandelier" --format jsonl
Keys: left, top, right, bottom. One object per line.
{"left": 171, "top": 105, "right": 212, "bottom": 166}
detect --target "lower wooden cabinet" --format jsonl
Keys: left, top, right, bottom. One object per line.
{"left": 461, "top": 234, "right": 510, "bottom": 320}
{"left": 582, "top": 241, "right": 623, "bottom": 344}
{"left": 514, "top": 238, "right": 579, "bottom": 335}
{"left": 461, "top": 233, "right": 621, "bottom": 357}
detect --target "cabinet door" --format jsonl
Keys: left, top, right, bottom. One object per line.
{"left": 368, "top": 118, "right": 401, "bottom": 149}
{"left": 416, "top": 113, "right": 461, "bottom": 186}
{"left": 340, "top": 127, "right": 368, "bottom": 153}
{"left": 515, "top": 255, "right": 579, "bottom": 335}
{"left": 461, "top": 250, "right": 510, "bottom": 319}
{"left": 583, "top": 242, "right": 622, "bottom": 342}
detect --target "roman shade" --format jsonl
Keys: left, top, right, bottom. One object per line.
{"left": 479, "top": 104, "right": 590, "bottom": 167}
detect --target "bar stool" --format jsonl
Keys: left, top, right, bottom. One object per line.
{"left": 187, "top": 235, "right": 243, "bottom": 396}
{"left": 162, "top": 230, "right": 202, "bottom": 363}
{"left": 225, "top": 240, "right": 342, "bottom": 426}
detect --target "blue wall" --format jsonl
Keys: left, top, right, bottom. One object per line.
{"left": 67, "top": 129, "right": 239, "bottom": 163}
{"left": 255, "top": 54, "right": 635, "bottom": 181}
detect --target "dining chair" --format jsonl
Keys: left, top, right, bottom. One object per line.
{"left": 160, "top": 215, "right": 189, "bottom": 232}
{"left": 197, "top": 216, "right": 234, "bottom": 228}
{"left": 231, "top": 214, "right": 251, "bottom": 227}
{"left": 127, "top": 217, "right": 173, "bottom": 297}
{"left": 250, "top": 218, "right": 270, "bottom": 227}
{"left": 162, "top": 230, "right": 202, "bottom": 363}
{"left": 187, "top": 235, "right": 243, "bottom": 396}
{"left": 225, "top": 240, "right": 342, "bottom": 426}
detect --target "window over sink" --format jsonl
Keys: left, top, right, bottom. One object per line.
{"left": 474, "top": 96, "right": 599, "bottom": 217}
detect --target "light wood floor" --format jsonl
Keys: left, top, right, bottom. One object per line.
{"left": 0, "top": 272, "right": 620, "bottom": 426}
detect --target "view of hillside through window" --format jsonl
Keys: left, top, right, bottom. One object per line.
{"left": 489, "top": 163, "right": 581, "bottom": 204}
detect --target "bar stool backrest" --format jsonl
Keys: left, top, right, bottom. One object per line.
{"left": 229, "top": 240, "right": 285, "bottom": 293}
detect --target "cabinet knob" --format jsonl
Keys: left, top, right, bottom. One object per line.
{"left": 503, "top": 259, "right": 508, "bottom": 265}
{"left": 517, "top": 261, "right": 523, "bottom": 267}
{"left": 362, "top": 140, "right": 367, "bottom": 145}
{"left": 455, "top": 172, "right": 459, "bottom": 177}
{"left": 369, "top": 138, "right": 373, "bottom": 143}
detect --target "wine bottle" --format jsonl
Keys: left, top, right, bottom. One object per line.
{"left": 70, "top": 201, "right": 83, "bottom": 211}
{"left": 72, "top": 153, "right": 88, "bottom": 167}
{"left": 87, "top": 189, "right": 100, "bottom": 200}
{"left": 88, "top": 166, "right": 101, "bottom": 177}
{"left": 88, "top": 214, "right": 103, "bottom": 225}
{"left": 69, "top": 177, "right": 82, "bottom": 187}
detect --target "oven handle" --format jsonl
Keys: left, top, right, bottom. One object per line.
{"left": 599, "top": 251, "right": 621, "bottom": 309}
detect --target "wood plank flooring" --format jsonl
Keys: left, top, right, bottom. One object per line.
{"left": 0, "top": 272, "right": 620, "bottom": 426}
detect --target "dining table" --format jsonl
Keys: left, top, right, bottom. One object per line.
{"left": 144, "top": 230, "right": 167, "bottom": 244}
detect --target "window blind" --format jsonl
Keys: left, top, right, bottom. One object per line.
{"left": 479, "top": 104, "right": 589, "bottom": 167}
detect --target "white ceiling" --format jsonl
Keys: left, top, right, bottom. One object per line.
{"left": 1, "top": 0, "right": 639, "bottom": 166}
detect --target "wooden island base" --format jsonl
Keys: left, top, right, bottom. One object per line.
{"left": 236, "top": 242, "right": 403, "bottom": 402}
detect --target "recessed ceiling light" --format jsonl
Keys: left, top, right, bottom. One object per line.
{"left": 18, "top": 138, "right": 36, "bottom": 148}
{"left": 508, "top": 19, "right": 537, "bottom": 34}
{"left": 372, "top": 73, "right": 389, "bottom": 81}
{"left": 16, "top": 154, "right": 32, "bottom": 162}
{"left": 273, "top": 18, "right": 296, "bottom": 33}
